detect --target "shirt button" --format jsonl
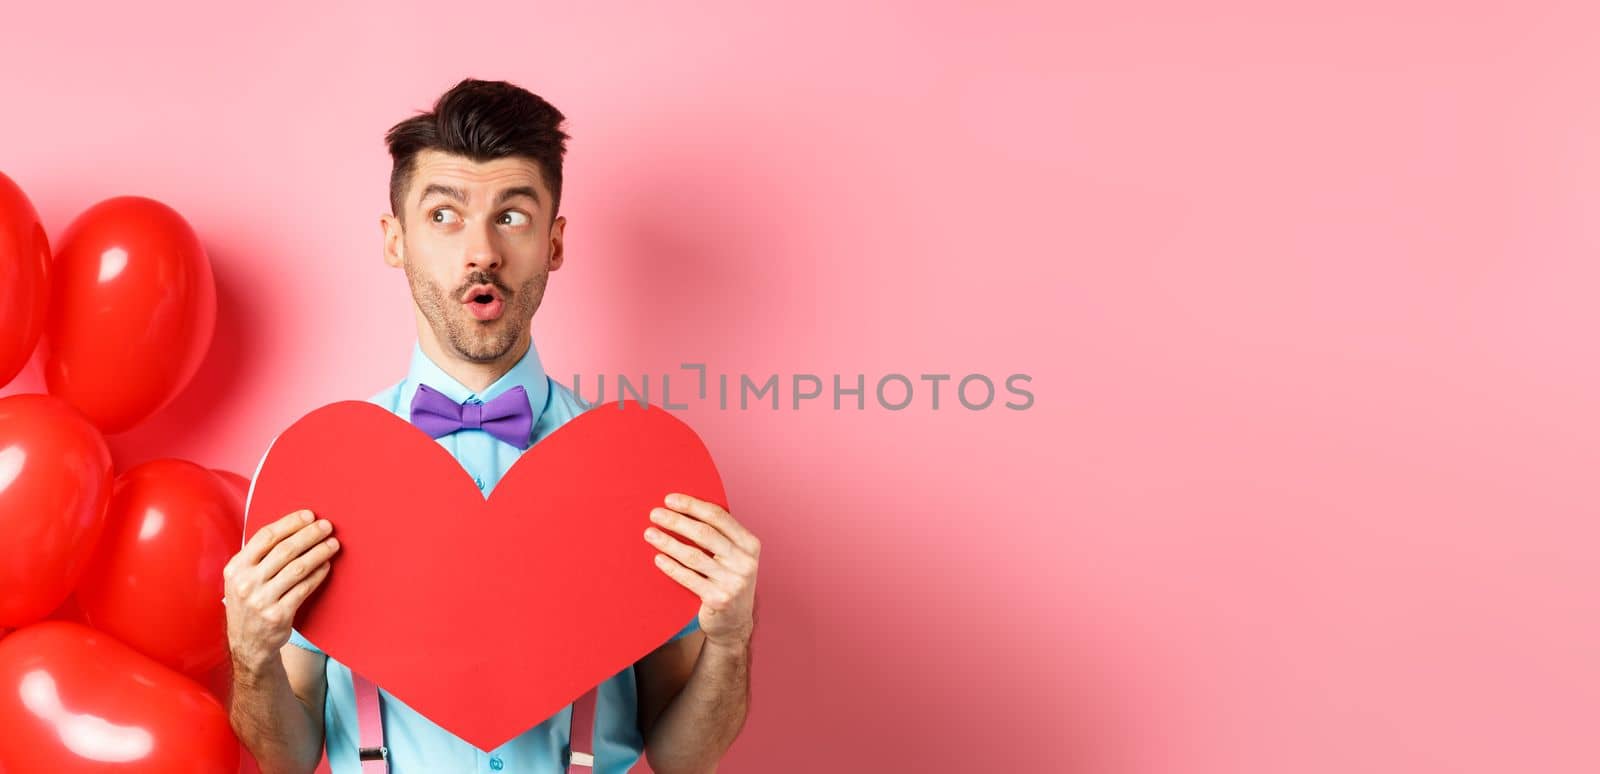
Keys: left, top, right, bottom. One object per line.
{"left": 474, "top": 476, "right": 485, "bottom": 490}
{"left": 489, "top": 756, "right": 504, "bottom": 770}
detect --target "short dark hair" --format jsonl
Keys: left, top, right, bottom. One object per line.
{"left": 384, "top": 78, "right": 570, "bottom": 223}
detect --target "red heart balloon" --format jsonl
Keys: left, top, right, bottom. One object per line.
{"left": 0, "top": 621, "right": 239, "bottom": 772}
{"left": 76, "top": 459, "right": 245, "bottom": 678}
{"left": 0, "top": 170, "right": 50, "bottom": 390}
{"left": 42, "top": 196, "right": 216, "bottom": 434}
{"left": 47, "top": 594, "right": 88, "bottom": 625}
{"left": 0, "top": 394, "right": 114, "bottom": 628}
{"left": 245, "top": 401, "right": 724, "bottom": 752}
{"left": 210, "top": 468, "right": 251, "bottom": 502}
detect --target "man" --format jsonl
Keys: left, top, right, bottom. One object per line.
{"left": 223, "top": 79, "right": 758, "bottom": 773}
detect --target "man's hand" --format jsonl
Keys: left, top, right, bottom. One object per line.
{"left": 223, "top": 509, "right": 341, "bottom": 673}
{"left": 644, "top": 493, "right": 760, "bottom": 648}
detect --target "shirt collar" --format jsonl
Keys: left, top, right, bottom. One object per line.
{"left": 396, "top": 336, "right": 551, "bottom": 422}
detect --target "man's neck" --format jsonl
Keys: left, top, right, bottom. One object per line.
{"left": 417, "top": 328, "right": 530, "bottom": 395}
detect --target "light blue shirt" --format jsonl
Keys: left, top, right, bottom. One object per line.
{"left": 245, "top": 337, "right": 700, "bottom": 773}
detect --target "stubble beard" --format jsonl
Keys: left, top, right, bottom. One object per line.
{"left": 406, "top": 262, "right": 546, "bottom": 364}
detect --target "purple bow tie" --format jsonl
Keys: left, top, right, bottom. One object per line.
{"left": 408, "top": 383, "right": 534, "bottom": 449}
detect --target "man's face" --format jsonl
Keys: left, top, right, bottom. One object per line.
{"left": 381, "top": 149, "right": 565, "bottom": 364}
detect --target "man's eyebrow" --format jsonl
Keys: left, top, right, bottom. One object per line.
{"left": 494, "top": 186, "right": 540, "bottom": 207}
{"left": 418, "top": 183, "right": 467, "bottom": 204}
{"left": 416, "top": 183, "right": 541, "bottom": 208}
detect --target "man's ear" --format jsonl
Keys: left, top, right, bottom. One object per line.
{"left": 549, "top": 214, "right": 566, "bottom": 271}
{"left": 381, "top": 213, "right": 404, "bottom": 268}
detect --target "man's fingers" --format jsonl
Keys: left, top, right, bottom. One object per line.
{"left": 261, "top": 536, "right": 341, "bottom": 602}
{"left": 650, "top": 506, "right": 738, "bottom": 562}
{"left": 239, "top": 510, "right": 315, "bottom": 567}
{"left": 653, "top": 551, "right": 719, "bottom": 600}
{"left": 257, "top": 518, "right": 334, "bottom": 582}
{"left": 665, "top": 493, "right": 761, "bottom": 558}
{"left": 275, "top": 560, "right": 332, "bottom": 617}
{"left": 648, "top": 525, "right": 732, "bottom": 582}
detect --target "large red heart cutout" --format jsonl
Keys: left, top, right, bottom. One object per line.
{"left": 244, "top": 401, "right": 722, "bottom": 752}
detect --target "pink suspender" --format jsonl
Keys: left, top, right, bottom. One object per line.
{"left": 350, "top": 672, "right": 601, "bottom": 772}
{"left": 567, "top": 681, "right": 599, "bottom": 770}
{"left": 353, "top": 672, "right": 387, "bottom": 773}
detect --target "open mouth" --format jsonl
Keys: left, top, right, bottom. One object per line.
{"left": 462, "top": 284, "right": 505, "bottom": 321}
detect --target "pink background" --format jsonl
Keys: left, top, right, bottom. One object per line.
{"left": 4, "top": 2, "right": 1599, "bottom": 771}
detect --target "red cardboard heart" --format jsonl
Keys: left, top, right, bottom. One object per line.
{"left": 244, "top": 401, "right": 722, "bottom": 752}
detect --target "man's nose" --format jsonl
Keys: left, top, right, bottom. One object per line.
{"left": 464, "top": 221, "right": 502, "bottom": 272}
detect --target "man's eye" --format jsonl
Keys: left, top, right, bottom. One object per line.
{"left": 431, "top": 208, "right": 460, "bottom": 224}
{"left": 499, "top": 211, "right": 530, "bottom": 226}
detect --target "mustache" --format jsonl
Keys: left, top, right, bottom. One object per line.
{"left": 455, "top": 273, "right": 512, "bottom": 299}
